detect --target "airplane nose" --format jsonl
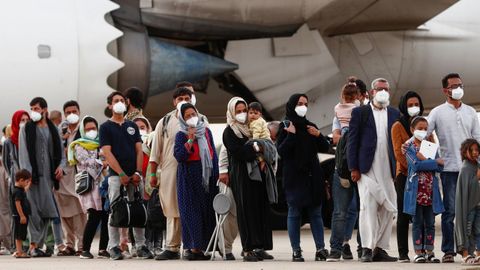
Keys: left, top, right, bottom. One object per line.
{"left": 148, "top": 38, "right": 238, "bottom": 97}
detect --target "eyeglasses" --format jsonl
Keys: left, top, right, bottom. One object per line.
{"left": 447, "top": 84, "right": 463, "bottom": 89}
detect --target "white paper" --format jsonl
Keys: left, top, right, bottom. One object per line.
{"left": 420, "top": 140, "right": 439, "bottom": 160}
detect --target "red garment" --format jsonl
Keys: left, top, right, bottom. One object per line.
{"left": 10, "top": 110, "right": 29, "bottom": 148}
{"left": 414, "top": 144, "right": 433, "bottom": 206}
{"left": 142, "top": 153, "right": 149, "bottom": 178}
{"left": 186, "top": 132, "right": 214, "bottom": 162}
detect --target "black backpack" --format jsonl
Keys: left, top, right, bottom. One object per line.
{"left": 335, "top": 105, "right": 370, "bottom": 180}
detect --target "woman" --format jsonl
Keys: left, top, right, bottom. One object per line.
{"left": 67, "top": 116, "right": 109, "bottom": 259}
{"left": 391, "top": 91, "right": 425, "bottom": 263}
{"left": 276, "top": 93, "right": 331, "bottom": 262}
{"left": 222, "top": 97, "right": 273, "bottom": 262}
{"left": 173, "top": 103, "right": 218, "bottom": 260}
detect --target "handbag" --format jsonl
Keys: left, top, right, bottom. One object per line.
{"left": 75, "top": 170, "right": 93, "bottom": 195}
{"left": 110, "top": 185, "right": 148, "bottom": 228}
{"left": 147, "top": 188, "right": 166, "bottom": 230}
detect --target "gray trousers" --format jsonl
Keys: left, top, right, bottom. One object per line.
{"left": 107, "top": 176, "right": 146, "bottom": 250}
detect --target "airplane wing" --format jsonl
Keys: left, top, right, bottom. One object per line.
{"left": 307, "top": 0, "right": 459, "bottom": 36}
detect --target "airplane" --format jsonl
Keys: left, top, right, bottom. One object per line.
{"left": 1, "top": 0, "right": 479, "bottom": 135}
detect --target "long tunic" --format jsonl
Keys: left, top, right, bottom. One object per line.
{"left": 149, "top": 110, "right": 180, "bottom": 217}
{"left": 0, "top": 163, "right": 11, "bottom": 239}
{"left": 173, "top": 129, "right": 218, "bottom": 250}
{"left": 223, "top": 126, "right": 272, "bottom": 251}
{"left": 74, "top": 144, "right": 104, "bottom": 212}
{"left": 54, "top": 128, "right": 84, "bottom": 218}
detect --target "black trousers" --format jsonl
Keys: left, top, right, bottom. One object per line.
{"left": 395, "top": 173, "right": 410, "bottom": 257}
{"left": 82, "top": 208, "right": 109, "bottom": 252}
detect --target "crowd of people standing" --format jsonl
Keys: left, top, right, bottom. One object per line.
{"left": 0, "top": 73, "right": 479, "bottom": 265}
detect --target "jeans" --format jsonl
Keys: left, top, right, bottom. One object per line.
{"left": 466, "top": 206, "right": 480, "bottom": 253}
{"left": 329, "top": 171, "right": 360, "bottom": 251}
{"left": 288, "top": 204, "right": 324, "bottom": 252}
{"left": 395, "top": 173, "right": 410, "bottom": 257}
{"left": 440, "top": 172, "right": 458, "bottom": 254}
{"left": 412, "top": 205, "right": 435, "bottom": 251}
{"left": 107, "top": 176, "right": 146, "bottom": 250}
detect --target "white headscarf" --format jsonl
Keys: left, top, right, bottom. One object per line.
{"left": 226, "top": 97, "right": 251, "bottom": 139}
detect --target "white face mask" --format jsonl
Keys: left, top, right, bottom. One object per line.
{"left": 85, "top": 130, "right": 98, "bottom": 140}
{"left": 451, "top": 87, "right": 464, "bottom": 100}
{"left": 374, "top": 90, "right": 390, "bottom": 105}
{"left": 354, "top": 100, "right": 361, "bottom": 107}
{"left": 407, "top": 106, "right": 420, "bottom": 117}
{"left": 186, "top": 116, "right": 199, "bottom": 127}
{"left": 1, "top": 136, "right": 5, "bottom": 145}
{"left": 30, "top": 111, "right": 42, "bottom": 122}
{"left": 413, "top": 130, "right": 427, "bottom": 141}
{"left": 139, "top": 130, "right": 148, "bottom": 136}
{"left": 19, "top": 122, "right": 26, "bottom": 129}
{"left": 363, "top": 98, "right": 370, "bottom": 105}
{"left": 295, "top": 105, "right": 308, "bottom": 117}
{"left": 66, "top": 113, "right": 79, "bottom": 124}
{"left": 190, "top": 94, "right": 197, "bottom": 106}
{"left": 235, "top": 112, "right": 247, "bottom": 123}
{"left": 112, "top": 102, "right": 126, "bottom": 114}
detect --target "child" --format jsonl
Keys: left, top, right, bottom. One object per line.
{"left": 11, "top": 169, "right": 32, "bottom": 259}
{"left": 334, "top": 77, "right": 360, "bottom": 133}
{"left": 455, "top": 138, "right": 480, "bottom": 265}
{"left": 248, "top": 102, "right": 270, "bottom": 140}
{"left": 404, "top": 116, "right": 444, "bottom": 263}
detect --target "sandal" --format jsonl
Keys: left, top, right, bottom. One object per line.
{"left": 15, "top": 252, "right": 30, "bottom": 259}
{"left": 57, "top": 246, "right": 76, "bottom": 256}
{"left": 425, "top": 253, "right": 440, "bottom": 263}
{"left": 462, "top": 255, "right": 476, "bottom": 265}
{"left": 442, "top": 253, "right": 455, "bottom": 263}
{"left": 414, "top": 254, "right": 426, "bottom": 263}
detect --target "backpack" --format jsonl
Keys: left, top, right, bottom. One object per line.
{"left": 335, "top": 105, "right": 370, "bottom": 180}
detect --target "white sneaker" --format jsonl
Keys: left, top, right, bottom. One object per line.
{"left": 0, "top": 248, "right": 11, "bottom": 255}
{"left": 122, "top": 250, "right": 132, "bottom": 259}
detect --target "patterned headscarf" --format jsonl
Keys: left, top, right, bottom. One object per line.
{"left": 226, "top": 97, "right": 251, "bottom": 139}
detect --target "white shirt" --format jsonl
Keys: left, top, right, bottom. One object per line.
{"left": 428, "top": 102, "right": 480, "bottom": 171}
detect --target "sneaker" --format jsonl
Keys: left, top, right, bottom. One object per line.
{"left": 361, "top": 248, "right": 373, "bottom": 262}
{"left": 0, "top": 248, "right": 11, "bottom": 255}
{"left": 136, "top": 246, "right": 154, "bottom": 259}
{"left": 109, "top": 247, "right": 124, "bottom": 260}
{"left": 224, "top": 253, "right": 236, "bottom": 261}
{"left": 45, "top": 247, "right": 54, "bottom": 257}
{"left": 327, "top": 249, "right": 342, "bottom": 262}
{"left": 122, "top": 250, "right": 132, "bottom": 259}
{"left": 98, "top": 250, "right": 110, "bottom": 259}
{"left": 253, "top": 249, "right": 274, "bottom": 260}
{"left": 153, "top": 247, "right": 163, "bottom": 256}
{"left": 413, "top": 254, "right": 426, "bottom": 263}
{"left": 315, "top": 249, "right": 329, "bottom": 261}
{"left": 80, "top": 251, "right": 94, "bottom": 259}
{"left": 425, "top": 252, "right": 440, "bottom": 263}
{"left": 154, "top": 250, "right": 180, "bottom": 260}
{"left": 342, "top": 244, "right": 353, "bottom": 260}
{"left": 372, "top": 248, "right": 397, "bottom": 262}
{"left": 30, "top": 248, "right": 48, "bottom": 258}
{"left": 131, "top": 246, "right": 137, "bottom": 258}
{"left": 398, "top": 254, "right": 410, "bottom": 263}
{"left": 292, "top": 250, "right": 304, "bottom": 262}
{"left": 182, "top": 249, "right": 193, "bottom": 260}
{"left": 357, "top": 247, "right": 363, "bottom": 261}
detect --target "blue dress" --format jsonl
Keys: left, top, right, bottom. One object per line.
{"left": 174, "top": 128, "right": 218, "bottom": 250}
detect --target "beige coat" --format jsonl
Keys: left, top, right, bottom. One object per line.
{"left": 54, "top": 127, "right": 84, "bottom": 218}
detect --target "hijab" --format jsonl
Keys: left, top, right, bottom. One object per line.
{"left": 68, "top": 115, "right": 100, "bottom": 166}
{"left": 226, "top": 97, "right": 251, "bottom": 139}
{"left": 179, "top": 103, "right": 213, "bottom": 192}
{"left": 397, "top": 91, "right": 424, "bottom": 137}
{"left": 11, "top": 110, "right": 29, "bottom": 148}
{"left": 285, "top": 93, "right": 318, "bottom": 172}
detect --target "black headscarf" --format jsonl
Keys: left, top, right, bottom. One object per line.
{"left": 285, "top": 93, "right": 318, "bottom": 172}
{"left": 397, "top": 91, "right": 424, "bottom": 137}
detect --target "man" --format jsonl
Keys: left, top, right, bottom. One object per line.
{"left": 49, "top": 110, "right": 63, "bottom": 127}
{"left": 176, "top": 81, "right": 197, "bottom": 105}
{"left": 54, "top": 101, "right": 86, "bottom": 256}
{"left": 149, "top": 87, "right": 193, "bottom": 260}
{"left": 347, "top": 78, "right": 400, "bottom": 262}
{"left": 427, "top": 73, "right": 480, "bottom": 263}
{"left": 99, "top": 91, "right": 153, "bottom": 260}
{"left": 124, "top": 87, "right": 144, "bottom": 121}
{"left": 18, "top": 97, "right": 65, "bottom": 257}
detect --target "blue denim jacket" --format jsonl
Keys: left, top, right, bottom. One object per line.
{"left": 403, "top": 142, "right": 445, "bottom": 216}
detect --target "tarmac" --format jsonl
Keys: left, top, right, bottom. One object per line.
{"left": 0, "top": 224, "right": 478, "bottom": 270}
